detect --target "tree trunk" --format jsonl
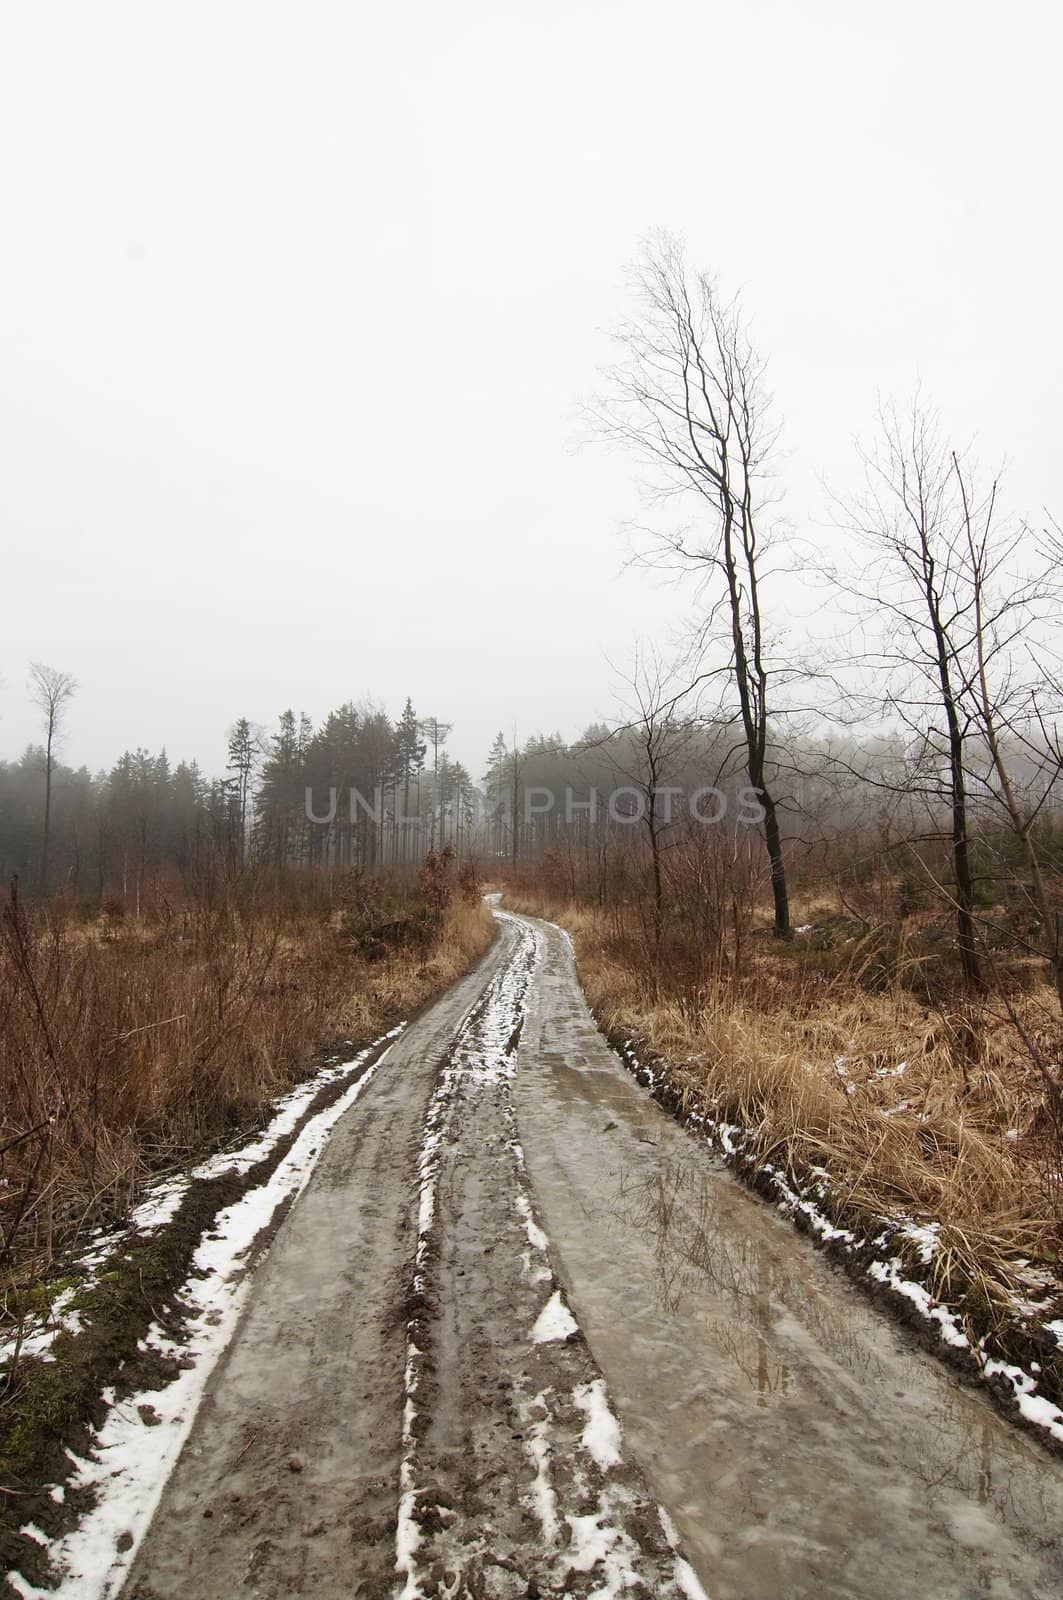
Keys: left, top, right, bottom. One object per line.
{"left": 39, "top": 726, "right": 53, "bottom": 897}
{"left": 759, "top": 789, "right": 791, "bottom": 940}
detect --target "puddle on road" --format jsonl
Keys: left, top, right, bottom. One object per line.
{"left": 515, "top": 1006, "right": 1063, "bottom": 1600}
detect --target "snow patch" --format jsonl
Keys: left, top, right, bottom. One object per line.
{"left": 531, "top": 1290, "right": 578, "bottom": 1345}
{"left": 573, "top": 1379, "right": 623, "bottom": 1471}
{"left": 898, "top": 1219, "right": 940, "bottom": 1265}
{"left": 673, "top": 1556, "right": 712, "bottom": 1600}
{"left": 520, "top": 1390, "right": 560, "bottom": 1545}
{"left": 981, "top": 1355, "right": 1063, "bottom": 1443}
{"left": 868, "top": 1258, "right": 970, "bottom": 1349}
{"left": 516, "top": 1192, "right": 550, "bottom": 1255}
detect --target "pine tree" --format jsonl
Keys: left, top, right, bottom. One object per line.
{"left": 483, "top": 732, "right": 509, "bottom": 858}
{"left": 395, "top": 698, "right": 426, "bottom": 861}
{"left": 226, "top": 718, "right": 259, "bottom": 868}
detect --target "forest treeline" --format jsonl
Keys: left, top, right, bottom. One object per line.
{"left": 7, "top": 676, "right": 1062, "bottom": 994}
{"left": 0, "top": 697, "right": 488, "bottom": 906}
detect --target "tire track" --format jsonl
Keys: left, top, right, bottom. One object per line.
{"left": 395, "top": 912, "right": 707, "bottom": 1599}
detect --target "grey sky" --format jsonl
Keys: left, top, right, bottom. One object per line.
{"left": 2, "top": 1, "right": 1059, "bottom": 780}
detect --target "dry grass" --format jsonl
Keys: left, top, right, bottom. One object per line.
{"left": 506, "top": 888, "right": 1063, "bottom": 1312}
{"left": 1, "top": 875, "right": 493, "bottom": 1283}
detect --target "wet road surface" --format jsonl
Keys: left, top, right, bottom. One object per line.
{"left": 121, "top": 908, "right": 1063, "bottom": 1599}
{"left": 515, "top": 915, "right": 1063, "bottom": 1600}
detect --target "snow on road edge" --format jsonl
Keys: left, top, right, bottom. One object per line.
{"left": 610, "top": 1032, "right": 1063, "bottom": 1451}
{"left": 5, "top": 1030, "right": 403, "bottom": 1600}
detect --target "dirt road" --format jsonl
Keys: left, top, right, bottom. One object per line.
{"left": 122, "top": 908, "right": 1063, "bottom": 1600}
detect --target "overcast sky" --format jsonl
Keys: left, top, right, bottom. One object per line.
{"left": 2, "top": 1, "right": 1059, "bottom": 780}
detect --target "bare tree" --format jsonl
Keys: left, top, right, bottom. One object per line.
{"left": 28, "top": 662, "right": 77, "bottom": 896}
{"left": 837, "top": 406, "right": 987, "bottom": 987}
{"left": 953, "top": 459, "right": 1063, "bottom": 1007}
{"left": 596, "top": 235, "right": 792, "bottom": 936}
{"left": 602, "top": 648, "right": 696, "bottom": 959}
{"left": 835, "top": 405, "right": 1048, "bottom": 993}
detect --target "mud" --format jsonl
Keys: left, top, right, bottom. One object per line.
{"left": 121, "top": 930, "right": 519, "bottom": 1600}
{"left": 115, "top": 909, "right": 1063, "bottom": 1600}
{"left": 394, "top": 914, "right": 696, "bottom": 1598}
{"left": 514, "top": 915, "right": 1063, "bottom": 1600}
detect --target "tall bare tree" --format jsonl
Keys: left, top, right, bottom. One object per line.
{"left": 28, "top": 662, "right": 77, "bottom": 896}
{"left": 953, "top": 458, "right": 1063, "bottom": 1006}
{"left": 840, "top": 406, "right": 988, "bottom": 989}
{"left": 596, "top": 235, "right": 792, "bottom": 936}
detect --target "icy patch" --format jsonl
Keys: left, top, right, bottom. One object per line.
{"left": 5, "top": 1036, "right": 397, "bottom": 1600}
{"left": 573, "top": 1379, "right": 623, "bottom": 1470}
{"left": 611, "top": 1027, "right": 1063, "bottom": 1452}
{"left": 531, "top": 1291, "right": 578, "bottom": 1345}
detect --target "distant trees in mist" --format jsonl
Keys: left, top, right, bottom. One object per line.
{"left": 0, "top": 692, "right": 481, "bottom": 905}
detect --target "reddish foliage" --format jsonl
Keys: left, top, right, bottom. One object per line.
{"left": 457, "top": 858, "right": 484, "bottom": 906}
{"left": 419, "top": 846, "right": 455, "bottom": 915}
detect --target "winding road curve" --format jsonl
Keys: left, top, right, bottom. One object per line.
{"left": 123, "top": 907, "right": 1063, "bottom": 1600}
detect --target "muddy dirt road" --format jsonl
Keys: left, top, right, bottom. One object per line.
{"left": 123, "top": 909, "right": 1063, "bottom": 1600}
